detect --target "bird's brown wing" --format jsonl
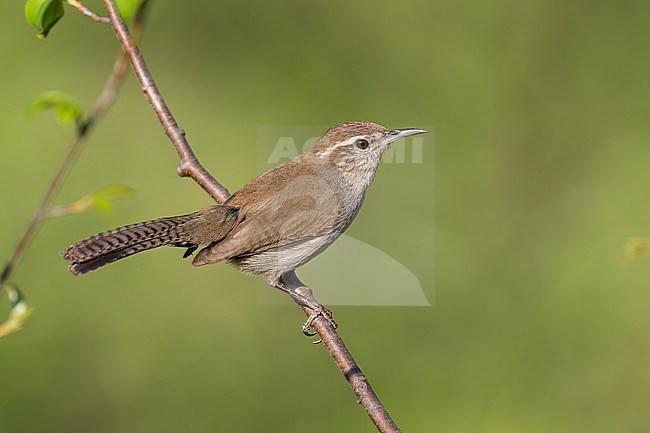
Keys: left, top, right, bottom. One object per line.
{"left": 191, "top": 166, "right": 343, "bottom": 266}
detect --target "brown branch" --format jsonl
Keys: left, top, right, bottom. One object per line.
{"left": 67, "top": 0, "right": 110, "bottom": 24}
{"left": 0, "top": 2, "right": 150, "bottom": 295}
{"left": 101, "top": 0, "right": 230, "bottom": 204}
{"left": 102, "top": 2, "right": 401, "bottom": 432}
{"left": 306, "top": 307, "right": 402, "bottom": 432}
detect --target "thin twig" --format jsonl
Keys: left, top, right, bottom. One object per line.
{"left": 0, "top": 2, "right": 150, "bottom": 295}
{"left": 67, "top": 0, "right": 110, "bottom": 24}
{"left": 102, "top": 1, "right": 401, "bottom": 432}
{"left": 102, "top": 0, "right": 230, "bottom": 203}
{"left": 305, "top": 307, "right": 402, "bottom": 432}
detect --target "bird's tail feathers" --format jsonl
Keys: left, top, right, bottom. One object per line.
{"left": 62, "top": 205, "right": 238, "bottom": 275}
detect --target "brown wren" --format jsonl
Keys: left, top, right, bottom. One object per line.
{"left": 62, "top": 121, "right": 427, "bottom": 335}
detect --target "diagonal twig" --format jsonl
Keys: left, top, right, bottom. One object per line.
{"left": 0, "top": 2, "right": 150, "bottom": 297}
{"left": 102, "top": 1, "right": 401, "bottom": 432}
{"left": 67, "top": 0, "right": 111, "bottom": 24}
{"left": 101, "top": 0, "right": 230, "bottom": 204}
{"left": 305, "top": 305, "right": 402, "bottom": 432}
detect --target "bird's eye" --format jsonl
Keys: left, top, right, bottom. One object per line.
{"left": 355, "top": 139, "right": 369, "bottom": 150}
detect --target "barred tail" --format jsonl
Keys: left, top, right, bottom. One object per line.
{"left": 62, "top": 205, "right": 238, "bottom": 275}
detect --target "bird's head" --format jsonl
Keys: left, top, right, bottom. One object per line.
{"left": 308, "top": 121, "right": 427, "bottom": 187}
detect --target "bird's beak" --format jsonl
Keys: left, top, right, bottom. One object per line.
{"left": 383, "top": 128, "right": 428, "bottom": 145}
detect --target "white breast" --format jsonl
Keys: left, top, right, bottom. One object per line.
{"left": 235, "top": 234, "right": 338, "bottom": 276}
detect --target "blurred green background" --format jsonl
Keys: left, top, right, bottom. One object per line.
{"left": 2, "top": 1, "right": 650, "bottom": 432}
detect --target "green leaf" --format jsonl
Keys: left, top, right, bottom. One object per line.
{"left": 89, "top": 184, "right": 136, "bottom": 212}
{"left": 24, "top": 0, "right": 42, "bottom": 28}
{"left": 47, "top": 184, "right": 135, "bottom": 217}
{"left": 115, "top": 0, "right": 144, "bottom": 22}
{"left": 30, "top": 91, "right": 83, "bottom": 126}
{"left": 25, "top": 0, "right": 64, "bottom": 39}
{"left": 0, "top": 284, "right": 34, "bottom": 338}
{"left": 619, "top": 237, "right": 650, "bottom": 264}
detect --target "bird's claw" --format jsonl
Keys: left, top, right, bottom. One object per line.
{"left": 301, "top": 305, "right": 337, "bottom": 338}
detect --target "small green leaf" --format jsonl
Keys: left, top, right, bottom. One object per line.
{"left": 30, "top": 91, "right": 83, "bottom": 126}
{"left": 47, "top": 184, "right": 135, "bottom": 217}
{"left": 90, "top": 184, "right": 136, "bottom": 212}
{"left": 619, "top": 237, "right": 650, "bottom": 264}
{"left": 25, "top": 0, "right": 64, "bottom": 38}
{"left": 115, "top": 0, "right": 144, "bottom": 22}
{"left": 0, "top": 284, "right": 34, "bottom": 338}
{"left": 24, "top": 0, "right": 43, "bottom": 28}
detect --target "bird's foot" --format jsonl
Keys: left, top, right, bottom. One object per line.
{"left": 268, "top": 274, "right": 338, "bottom": 342}
{"left": 302, "top": 304, "right": 338, "bottom": 337}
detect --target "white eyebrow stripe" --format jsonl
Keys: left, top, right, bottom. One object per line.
{"left": 317, "top": 135, "right": 366, "bottom": 158}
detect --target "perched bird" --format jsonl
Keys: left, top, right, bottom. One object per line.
{"left": 62, "top": 121, "right": 427, "bottom": 333}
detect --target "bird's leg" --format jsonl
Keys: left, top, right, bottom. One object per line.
{"left": 266, "top": 271, "right": 338, "bottom": 337}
